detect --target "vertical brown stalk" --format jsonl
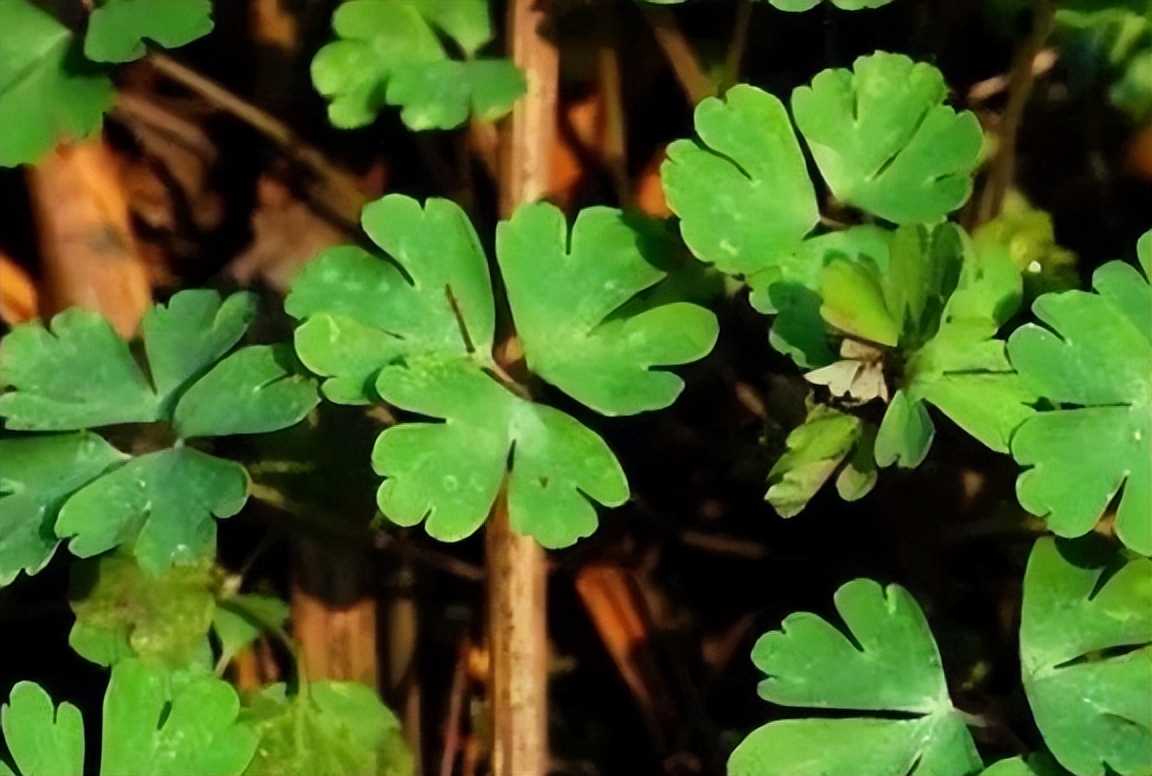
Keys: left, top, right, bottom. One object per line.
{"left": 487, "top": 1, "right": 558, "bottom": 775}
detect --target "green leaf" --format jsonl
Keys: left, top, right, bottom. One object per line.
{"left": 101, "top": 660, "right": 257, "bottom": 775}
{"left": 84, "top": 0, "right": 214, "bottom": 63}
{"left": 498, "top": 203, "right": 718, "bottom": 415}
{"left": 1008, "top": 240, "right": 1152, "bottom": 555}
{"left": 0, "top": 433, "right": 126, "bottom": 586}
{"left": 819, "top": 255, "right": 900, "bottom": 347}
{"left": 730, "top": 579, "right": 982, "bottom": 776}
{"left": 972, "top": 191, "right": 1079, "bottom": 303}
{"left": 173, "top": 345, "right": 318, "bottom": 438}
{"left": 311, "top": 0, "right": 443, "bottom": 128}
{"left": 0, "top": 0, "right": 114, "bottom": 167}
{"left": 310, "top": 0, "right": 519, "bottom": 131}
{"left": 373, "top": 357, "right": 628, "bottom": 547}
{"left": 0, "top": 682, "right": 84, "bottom": 776}
{"left": 0, "top": 308, "right": 159, "bottom": 430}
{"left": 662, "top": 84, "right": 818, "bottom": 281}
{"left": 68, "top": 553, "right": 215, "bottom": 670}
{"left": 768, "top": 0, "right": 896, "bottom": 9}
{"left": 55, "top": 447, "right": 248, "bottom": 574}
{"left": 288, "top": 196, "right": 495, "bottom": 404}
{"left": 766, "top": 403, "right": 876, "bottom": 517}
{"left": 386, "top": 58, "right": 525, "bottom": 131}
{"left": 213, "top": 594, "right": 290, "bottom": 664}
{"left": 875, "top": 388, "right": 935, "bottom": 468}
{"left": 1021, "top": 538, "right": 1152, "bottom": 776}
{"left": 141, "top": 290, "right": 257, "bottom": 411}
{"left": 792, "top": 52, "right": 983, "bottom": 224}
{"left": 242, "top": 681, "right": 411, "bottom": 776}
{"left": 980, "top": 752, "right": 1069, "bottom": 776}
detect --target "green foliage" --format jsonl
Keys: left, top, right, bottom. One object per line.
{"left": 767, "top": 0, "right": 896, "bottom": 9}
{"left": 213, "top": 594, "right": 291, "bottom": 666}
{"left": 1008, "top": 231, "right": 1151, "bottom": 555}
{"left": 0, "top": 290, "right": 318, "bottom": 579}
{"left": 0, "top": 661, "right": 257, "bottom": 776}
{"left": 0, "top": 0, "right": 113, "bottom": 167}
{"left": 973, "top": 191, "right": 1080, "bottom": 304}
{"left": 288, "top": 194, "right": 716, "bottom": 546}
{"left": 311, "top": 0, "right": 525, "bottom": 131}
{"left": 981, "top": 753, "right": 1069, "bottom": 776}
{"left": 792, "top": 53, "right": 983, "bottom": 224}
{"left": 0, "top": 432, "right": 125, "bottom": 585}
{"left": 84, "top": 0, "right": 213, "bottom": 63}
{"left": 242, "top": 680, "right": 411, "bottom": 776}
{"left": 0, "top": 0, "right": 213, "bottom": 167}
{"left": 765, "top": 402, "right": 877, "bottom": 516}
{"left": 1020, "top": 538, "right": 1152, "bottom": 776}
{"left": 0, "top": 683, "right": 84, "bottom": 776}
{"left": 68, "top": 553, "right": 216, "bottom": 669}
{"left": 729, "top": 579, "right": 983, "bottom": 776}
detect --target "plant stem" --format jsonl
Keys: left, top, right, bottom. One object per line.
{"left": 146, "top": 51, "right": 364, "bottom": 228}
{"left": 973, "top": 0, "right": 1056, "bottom": 226}
{"left": 639, "top": 5, "right": 714, "bottom": 106}
{"left": 486, "top": 0, "right": 557, "bottom": 774}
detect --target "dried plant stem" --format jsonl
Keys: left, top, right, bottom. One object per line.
{"left": 973, "top": 0, "right": 1056, "bottom": 225}
{"left": 639, "top": 5, "right": 713, "bottom": 106}
{"left": 486, "top": 1, "right": 557, "bottom": 774}
{"left": 147, "top": 51, "right": 364, "bottom": 227}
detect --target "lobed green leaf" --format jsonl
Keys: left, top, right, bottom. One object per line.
{"left": 498, "top": 203, "right": 718, "bottom": 415}
{"left": 1021, "top": 538, "right": 1152, "bottom": 776}
{"left": 84, "top": 0, "right": 214, "bottom": 63}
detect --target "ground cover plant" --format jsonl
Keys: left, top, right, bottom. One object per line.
{"left": 0, "top": 0, "right": 1149, "bottom": 774}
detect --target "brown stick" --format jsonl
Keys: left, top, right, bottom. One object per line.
{"left": 639, "top": 6, "right": 714, "bottom": 107}
{"left": 486, "top": 3, "right": 557, "bottom": 774}
{"left": 973, "top": 0, "right": 1056, "bottom": 225}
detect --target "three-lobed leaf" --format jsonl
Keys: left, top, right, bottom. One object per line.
{"left": 730, "top": 578, "right": 982, "bottom": 775}
{"left": 372, "top": 357, "right": 628, "bottom": 547}
{"left": 1020, "top": 538, "right": 1152, "bottom": 776}
{"left": 290, "top": 195, "right": 715, "bottom": 547}
{"left": 311, "top": 0, "right": 523, "bottom": 131}
{"left": 1008, "top": 231, "right": 1152, "bottom": 555}
{"left": 84, "top": 0, "right": 214, "bottom": 63}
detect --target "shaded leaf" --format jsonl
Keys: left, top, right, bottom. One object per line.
{"left": 56, "top": 447, "right": 248, "bottom": 574}
{"left": 0, "top": 0, "right": 114, "bottom": 167}
{"left": 213, "top": 594, "right": 290, "bottom": 664}
{"left": 173, "top": 345, "right": 318, "bottom": 438}
{"left": 85, "top": 0, "right": 213, "bottom": 63}
{"left": 0, "top": 308, "right": 158, "bottom": 430}
{"left": 0, "top": 433, "right": 126, "bottom": 586}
